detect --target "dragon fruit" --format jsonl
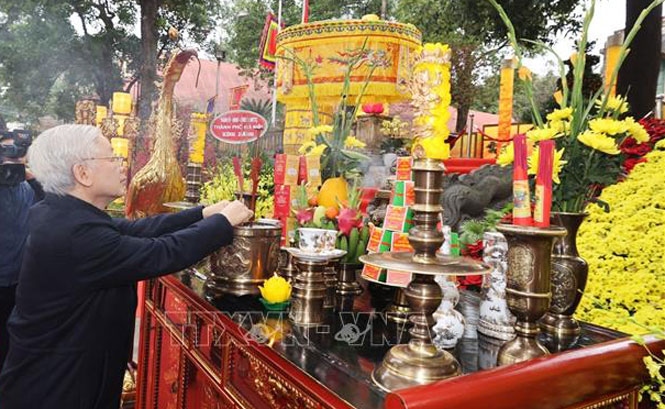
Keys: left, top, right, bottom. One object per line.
{"left": 295, "top": 208, "right": 314, "bottom": 225}
{"left": 336, "top": 207, "right": 362, "bottom": 236}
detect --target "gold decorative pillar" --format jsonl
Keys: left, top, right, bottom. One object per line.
{"left": 185, "top": 113, "right": 208, "bottom": 203}
{"left": 603, "top": 31, "right": 623, "bottom": 97}
{"left": 497, "top": 58, "right": 516, "bottom": 153}
{"left": 96, "top": 106, "right": 108, "bottom": 126}
{"left": 75, "top": 99, "right": 97, "bottom": 125}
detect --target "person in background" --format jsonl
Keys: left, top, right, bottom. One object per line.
{"left": 0, "top": 124, "right": 253, "bottom": 409}
{"left": 0, "top": 129, "right": 44, "bottom": 369}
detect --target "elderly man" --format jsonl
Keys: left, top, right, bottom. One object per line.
{"left": 0, "top": 124, "right": 253, "bottom": 409}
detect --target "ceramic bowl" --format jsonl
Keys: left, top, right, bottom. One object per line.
{"left": 298, "top": 227, "right": 338, "bottom": 253}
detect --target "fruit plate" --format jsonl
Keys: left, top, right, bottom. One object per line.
{"left": 284, "top": 248, "right": 347, "bottom": 262}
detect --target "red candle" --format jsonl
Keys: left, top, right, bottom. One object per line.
{"left": 512, "top": 134, "right": 532, "bottom": 225}
{"left": 533, "top": 140, "right": 554, "bottom": 228}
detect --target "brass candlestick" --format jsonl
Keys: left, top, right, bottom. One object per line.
{"left": 323, "top": 262, "right": 338, "bottom": 310}
{"left": 336, "top": 263, "right": 363, "bottom": 296}
{"left": 277, "top": 247, "right": 297, "bottom": 283}
{"left": 360, "top": 159, "right": 489, "bottom": 391}
{"left": 385, "top": 288, "right": 411, "bottom": 326}
{"left": 361, "top": 273, "right": 411, "bottom": 325}
{"left": 495, "top": 223, "right": 566, "bottom": 366}
{"left": 289, "top": 258, "right": 329, "bottom": 326}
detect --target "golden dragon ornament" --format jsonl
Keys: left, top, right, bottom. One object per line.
{"left": 125, "top": 49, "right": 197, "bottom": 218}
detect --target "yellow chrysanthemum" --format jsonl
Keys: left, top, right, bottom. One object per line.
{"left": 548, "top": 119, "right": 568, "bottom": 134}
{"left": 496, "top": 142, "right": 514, "bottom": 166}
{"left": 588, "top": 118, "right": 628, "bottom": 136}
{"left": 298, "top": 141, "right": 316, "bottom": 155}
{"left": 623, "top": 117, "right": 650, "bottom": 144}
{"left": 344, "top": 135, "right": 366, "bottom": 149}
{"left": 518, "top": 66, "right": 532, "bottom": 81}
{"left": 577, "top": 130, "right": 621, "bottom": 155}
{"left": 307, "top": 125, "right": 333, "bottom": 137}
{"left": 527, "top": 146, "right": 567, "bottom": 184}
{"left": 546, "top": 107, "right": 573, "bottom": 122}
{"left": 309, "top": 143, "right": 327, "bottom": 156}
{"left": 577, "top": 149, "right": 665, "bottom": 334}
{"left": 596, "top": 95, "right": 629, "bottom": 114}
{"left": 526, "top": 127, "right": 562, "bottom": 142}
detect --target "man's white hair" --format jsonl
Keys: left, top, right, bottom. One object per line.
{"left": 28, "top": 124, "right": 102, "bottom": 195}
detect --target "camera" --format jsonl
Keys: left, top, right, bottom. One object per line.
{"left": 0, "top": 129, "right": 32, "bottom": 160}
{"left": 1, "top": 130, "right": 33, "bottom": 186}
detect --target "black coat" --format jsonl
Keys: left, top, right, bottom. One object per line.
{"left": 0, "top": 194, "right": 233, "bottom": 409}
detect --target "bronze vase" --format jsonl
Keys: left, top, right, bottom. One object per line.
{"left": 540, "top": 212, "right": 589, "bottom": 337}
{"left": 495, "top": 223, "right": 566, "bottom": 366}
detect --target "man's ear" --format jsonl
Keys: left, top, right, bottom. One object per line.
{"left": 72, "top": 163, "right": 93, "bottom": 187}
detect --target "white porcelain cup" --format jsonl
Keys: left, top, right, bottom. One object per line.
{"left": 298, "top": 228, "right": 338, "bottom": 253}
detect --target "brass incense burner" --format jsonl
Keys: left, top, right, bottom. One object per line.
{"left": 360, "top": 159, "right": 489, "bottom": 391}
{"left": 207, "top": 222, "right": 282, "bottom": 297}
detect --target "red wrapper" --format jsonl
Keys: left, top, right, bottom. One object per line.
{"left": 533, "top": 140, "right": 554, "bottom": 228}
{"left": 512, "top": 134, "right": 532, "bottom": 225}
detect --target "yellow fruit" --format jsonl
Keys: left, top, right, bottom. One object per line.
{"left": 258, "top": 274, "right": 292, "bottom": 303}
{"left": 317, "top": 177, "right": 348, "bottom": 209}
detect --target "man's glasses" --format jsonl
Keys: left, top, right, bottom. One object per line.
{"left": 82, "top": 156, "right": 126, "bottom": 165}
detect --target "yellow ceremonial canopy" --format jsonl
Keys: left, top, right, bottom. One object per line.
{"left": 276, "top": 18, "right": 422, "bottom": 107}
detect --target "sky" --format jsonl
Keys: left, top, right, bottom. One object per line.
{"left": 524, "top": 0, "right": 661, "bottom": 75}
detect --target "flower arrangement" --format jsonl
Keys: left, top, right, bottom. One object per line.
{"left": 490, "top": 0, "right": 660, "bottom": 213}
{"left": 199, "top": 155, "right": 275, "bottom": 219}
{"left": 380, "top": 116, "right": 412, "bottom": 155}
{"left": 283, "top": 40, "right": 388, "bottom": 182}
{"left": 576, "top": 142, "right": 665, "bottom": 334}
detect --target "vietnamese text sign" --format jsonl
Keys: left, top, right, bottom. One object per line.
{"left": 210, "top": 110, "right": 267, "bottom": 144}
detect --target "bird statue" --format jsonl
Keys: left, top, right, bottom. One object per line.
{"left": 125, "top": 49, "right": 197, "bottom": 218}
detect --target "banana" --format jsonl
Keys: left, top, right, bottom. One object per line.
{"left": 348, "top": 227, "right": 359, "bottom": 259}
{"left": 353, "top": 240, "right": 365, "bottom": 264}
{"left": 360, "top": 225, "right": 369, "bottom": 244}
{"left": 339, "top": 235, "right": 349, "bottom": 261}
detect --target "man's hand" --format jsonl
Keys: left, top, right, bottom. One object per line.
{"left": 219, "top": 200, "right": 254, "bottom": 226}
{"left": 202, "top": 200, "right": 230, "bottom": 219}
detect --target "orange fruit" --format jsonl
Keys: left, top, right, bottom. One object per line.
{"left": 308, "top": 196, "right": 318, "bottom": 206}
{"left": 325, "top": 206, "right": 339, "bottom": 219}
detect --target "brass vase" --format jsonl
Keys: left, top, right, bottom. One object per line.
{"left": 540, "top": 212, "right": 589, "bottom": 337}
{"left": 495, "top": 223, "right": 566, "bottom": 366}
